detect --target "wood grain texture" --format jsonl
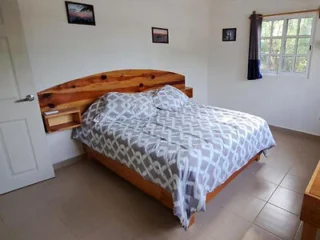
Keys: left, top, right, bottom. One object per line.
{"left": 43, "top": 108, "right": 82, "bottom": 133}
{"left": 307, "top": 161, "right": 320, "bottom": 198}
{"left": 183, "top": 87, "right": 193, "bottom": 98}
{"left": 301, "top": 161, "right": 320, "bottom": 235}
{"left": 302, "top": 223, "right": 318, "bottom": 240}
{"left": 38, "top": 69, "right": 191, "bottom": 114}
{"left": 84, "top": 144, "right": 261, "bottom": 227}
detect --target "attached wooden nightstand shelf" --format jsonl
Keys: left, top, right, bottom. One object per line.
{"left": 183, "top": 87, "right": 193, "bottom": 98}
{"left": 43, "top": 108, "right": 82, "bottom": 133}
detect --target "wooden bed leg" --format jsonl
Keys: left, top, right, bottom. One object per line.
{"left": 83, "top": 144, "right": 94, "bottom": 161}
{"left": 86, "top": 152, "right": 93, "bottom": 161}
{"left": 189, "top": 214, "right": 195, "bottom": 228}
{"left": 255, "top": 154, "right": 261, "bottom": 161}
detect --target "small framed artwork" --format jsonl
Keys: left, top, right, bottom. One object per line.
{"left": 152, "top": 27, "right": 169, "bottom": 44}
{"left": 65, "top": 1, "right": 96, "bottom": 26}
{"left": 222, "top": 28, "right": 237, "bottom": 42}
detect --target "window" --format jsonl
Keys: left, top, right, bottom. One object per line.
{"left": 261, "top": 14, "right": 316, "bottom": 76}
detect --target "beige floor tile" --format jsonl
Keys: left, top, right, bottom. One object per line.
{"left": 206, "top": 171, "right": 275, "bottom": 211}
{"left": 0, "top": 182, "right": 49, "bottom": 224}
{"left": 255, "top": 164, "right": 288, "bottom": 185}
{"left": 222, "top": 192, "right": 266, "bottom": 222}
{"left": 49, "top": 193, "right": 115, "bottom": 239}
{"left": 269, "top": 186, "right": 304, "bottom": 215}
{"left": 196, "top": 197, "right": 229, "bottom": 227}
{"left": 5, "top": 205, "right": 73, "bottom": 240}
{"left": 197, "top": 235, "right": 215, "bottom": 240}
{"left": 242, "top": 162, "right": 287, "bottom": 185}
{"left": 217, "top": 166, "right": 277, "bottom": 202}
{"left": 129, "top": 196, "right": 201, "bottom": 240}
{"left": 124, "top": 202, "right": 179, "bottom": 232}
{"left": 1, "top": 196, "right": 60, "bottom": 231}
{"left": 198, "top": 209, "right": 251, "bottom": 240}
{"left": 280, "top": 174, "right": 309, "bottom": 194}
{"left": 0, "top": 220, "right": 11, "bottom": 240}
{"left": 134, "top": 223, "right": 201, "bottom": 240}
{"left": 42, "top": 163, "right": 103, "bottom": 204}
{"left": 289, "top": 160, "right": 318, "bottom": 179}
{"left": 254, "top": 203, "right": 300, "bottom": 240}
{"left": 83, "top": 217, "right": 140, "bottom": 240}
{"left": 262, "top": 154, "right": 296, "bottom": 173}
{"left": 241, "top": 175, "right": 278, "bottom": 201}
{"left": 201, "top": 177, "right": 245, "bottom": 211}
{"left": 165, "top": 225, "right": 201, "bottom": 240}
{"left": 241, "top": 225, "right": 281, "bottom": 240}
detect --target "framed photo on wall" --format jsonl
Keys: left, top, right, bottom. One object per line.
{"left": 65, "top": 1, "right": 96, "bottom": 26}
{"left": 222, "top": 28, "right": 237, "bottom": 41}
{"left": 152, "top": 27, "right": 169, "bottom": 44}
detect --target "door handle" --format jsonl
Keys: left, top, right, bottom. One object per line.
{"left": 15, "top": 94, "right": 35, "bottom": 103}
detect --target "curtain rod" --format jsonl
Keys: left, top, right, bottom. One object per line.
{"left": 250, "top": 8, "right": 320, "bottom": 19}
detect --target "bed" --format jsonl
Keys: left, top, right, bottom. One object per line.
{"left": 38, "top": 69, "right": 275, "bottom": 228}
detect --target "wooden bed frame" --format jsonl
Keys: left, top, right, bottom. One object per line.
{"left": 38, "top": 69, "right": 261, "bottom": 227}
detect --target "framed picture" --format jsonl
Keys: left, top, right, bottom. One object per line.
{"left": 152, "top": 27, "right": 169, "bottom": 44}
{"left": 222, "top": 28, "right": 237, "bottom": 41}
{"left": 65, "top": 1, "right": 96, "bottom": 26}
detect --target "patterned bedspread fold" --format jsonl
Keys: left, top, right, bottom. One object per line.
{"left": 73, "top": 101, "right": 275, "bottom": 228}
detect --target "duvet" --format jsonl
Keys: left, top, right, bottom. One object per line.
{"left": 73, "top": 100, "right": 276, "bottom": 228}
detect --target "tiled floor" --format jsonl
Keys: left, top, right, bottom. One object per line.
{"left": 0, "top": 128, "right": 319, "bottom": 240}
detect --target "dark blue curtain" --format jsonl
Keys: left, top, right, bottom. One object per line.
{"left": 248, "top": 12, "right": 263, "bottom": 80}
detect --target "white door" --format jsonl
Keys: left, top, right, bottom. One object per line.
{"left": 0, "top": 0, "right": 54, "bottom": 194}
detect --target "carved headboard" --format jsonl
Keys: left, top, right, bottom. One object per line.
{"left": 38, "top": 69, "right": 193, "bottom": 114}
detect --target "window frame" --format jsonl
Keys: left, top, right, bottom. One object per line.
{"left": 260, "top": 13, "right": 317, "bottom": 78}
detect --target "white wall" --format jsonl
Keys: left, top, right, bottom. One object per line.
{"left": 17, "top": 0, "right": 320, "bottom": 164}
{"left": 208, "top": 0, "right": 320, "bottom": 136}
{"left": 17, "top": 0, "right": 210, "bottom": 164}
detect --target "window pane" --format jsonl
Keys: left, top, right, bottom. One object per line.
{"left": 269, "top": 56, "right": 279, "bottom": 72}
{"left": 287, "top": 19, "right": 299, "bottom": 36}
{"left": 272, "top": 20, "right": 284, "bottom": 36}
{"left": 299, "top": 18, "right": 313, "bottom": 35}
{"left": 261, "top": 55, "right": 269, "bottom": 71}
{"left": 285, "top": 38, "right": 296, "bottom": 54}
{"left": 297, "top": 38, "right": 310, "bottom": 54}
{"left": 282, "top": 57, "right": 294, "bottom": 72}
{"left": 271, "top": 39, "right": 282, "bottom": 54}
{"left": 262, "top": 21, "right": 272, "bottom": 37}
{"left": 295, "top": 57, "right": 308, "bottom": 73}
{"left": 261, "top": 39, "right": 271, "bottom": 54}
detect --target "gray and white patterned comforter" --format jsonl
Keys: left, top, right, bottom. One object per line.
{"left": 73, "top": 101, "right": 276, "bottom": 228}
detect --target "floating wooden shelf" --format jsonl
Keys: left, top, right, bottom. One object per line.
{"left": 43, "top": 108, "right": 82, "bottom": 133}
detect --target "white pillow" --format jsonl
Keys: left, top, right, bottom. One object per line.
{"left": 153, "top": 85, "right": 189, "bottom": 111}
{"left": 94, "top": 91, "right": 157, "bottom": 122}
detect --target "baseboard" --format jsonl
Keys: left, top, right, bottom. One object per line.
{"left": 269, "top": 125, "right": 320, "bottom": 142}
{"left": 53, "top": 154, "right": 85, "bottom": 170}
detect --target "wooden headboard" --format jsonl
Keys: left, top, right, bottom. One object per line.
{"left": 37, "top": 69, "right": 193, "bottom": 114}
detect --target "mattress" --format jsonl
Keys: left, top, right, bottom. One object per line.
{"left": 73, "top": 100, "right": 276, "bottom": 228}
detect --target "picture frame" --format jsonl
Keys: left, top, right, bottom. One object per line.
{"left": 152, "top": 27, "right": 169, "bottom": 44}
{"left": 222, "top": 28, "right": 237, "bottom": 42}
{"left": 65, "top": 1, "right": 96, "bottom": 26}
